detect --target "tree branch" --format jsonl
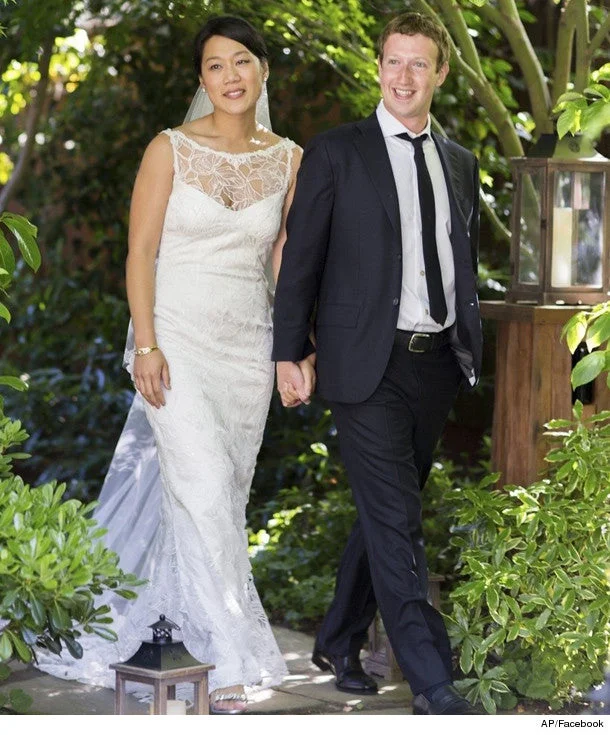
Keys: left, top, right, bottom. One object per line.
{"left": 552, "top": 0, "right": 577, "bottom": 104}
{"left": 589, "top": 12, "right": 610, "bottom": 59}
{"left": 412, "top": 0, "right": 524, "bottom": 157}
{"left": 435, "top": 0, "right": 484, "bottom": 77}
{"left": 479, "top": 0, "right": 552, "bottom": 133}
{"left": 0, "top": 37, "right": 54, "bottom": 212}
{"left": 573, "top": 0, "right": 590, "bottom": 92}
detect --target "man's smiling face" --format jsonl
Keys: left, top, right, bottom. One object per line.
{"left": 378, "top": 32, "right": 448, "bottom": 134}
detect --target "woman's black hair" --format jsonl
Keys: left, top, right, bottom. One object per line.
{"left": 193, "top": 16, "right": 268, "bottom": 76}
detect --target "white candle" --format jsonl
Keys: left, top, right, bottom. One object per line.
{"left": 166, "top": 699, "right": 187, "bottom": 715}
{"left": 551, "top": 207, "right": 573, "bottom": 287}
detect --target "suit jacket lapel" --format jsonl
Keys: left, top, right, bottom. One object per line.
{"left": 432, "top": 132, "right": 469, "bottom": 236}
{"left": 354, "top": 114, "right": 401, "bottom": 236}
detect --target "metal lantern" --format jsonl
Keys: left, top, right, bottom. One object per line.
{"left": 507, "top": 134, "right": 610, "bottom": 305}
{"left": 109, "top": 614, "right": 214, "bottom": 715}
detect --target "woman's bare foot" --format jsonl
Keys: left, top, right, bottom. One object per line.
{"left": 210, "top": 685, "right": 247, "bottom": 714}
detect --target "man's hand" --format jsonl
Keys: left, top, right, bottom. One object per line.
{"left": 300, "top": 352, "right": 317, "bottom": 402}
{"left": 277, "top": 356, "right": 316, "bottom": 407}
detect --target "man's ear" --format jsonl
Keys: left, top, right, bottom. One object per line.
{"left": 436, "top": 62, "right": 449, "bottom": 87}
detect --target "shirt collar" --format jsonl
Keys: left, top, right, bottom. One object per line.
{"left": 376, "top": 100, "right": 431, "bottom": 140}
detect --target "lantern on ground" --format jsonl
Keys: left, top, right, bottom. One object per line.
{"left": 507, "top": 134, "right": 609, "bottom": 305}
{"left": 109, "top": 614, "right": 214, "bottom": 715}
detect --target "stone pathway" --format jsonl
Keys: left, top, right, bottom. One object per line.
{"left": 1, "top": 627, "right": 413, "bottom": 715}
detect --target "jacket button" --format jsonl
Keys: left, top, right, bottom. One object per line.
{"left": 392, "top": 297, "right": 399, "bottom": 306}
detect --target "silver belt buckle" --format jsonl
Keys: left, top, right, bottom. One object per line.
{"left": 408, "top": 333, "right": 431, "bottom": 353}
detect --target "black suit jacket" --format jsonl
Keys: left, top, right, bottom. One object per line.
{"left": 272, "top": 113, "right": 483, "bottom": 404}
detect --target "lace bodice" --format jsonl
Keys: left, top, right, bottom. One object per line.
{"left": 165, "top": 129, "right": 296, "bottom": 211}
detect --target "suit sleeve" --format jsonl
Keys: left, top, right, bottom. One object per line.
{"left": 272, "top": 136, "right": 335, "bottom": 362}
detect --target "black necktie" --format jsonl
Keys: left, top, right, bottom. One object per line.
{"left": 396, "top": 133, "right": 447, "bottom": 326}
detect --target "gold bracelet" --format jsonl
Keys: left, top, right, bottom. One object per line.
{"left": 134, "top": 345, "right": 159, "bottom": 356}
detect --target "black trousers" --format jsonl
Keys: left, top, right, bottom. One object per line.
{"left": 316, "top": 332, "right": 462, "bottom": 694}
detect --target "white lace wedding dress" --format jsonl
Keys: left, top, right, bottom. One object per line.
{"left": 37, "top": 129, "right": 298, "bottom": 694}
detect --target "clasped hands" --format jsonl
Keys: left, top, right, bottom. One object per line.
{"left": 135, "top": 350, "right": 315, "bottom": 410}
{"left": 276, "top": 353, "right": 317, "bottom": 408}
{"left": 133, "top": 349, "right": 171, "bottom": 409}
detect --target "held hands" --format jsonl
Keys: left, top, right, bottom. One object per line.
{"left": 277, "top": 353, "right": 316, "bottom": 408}
{"left": 133, "top": 349, "right": 171, "bottom": 408}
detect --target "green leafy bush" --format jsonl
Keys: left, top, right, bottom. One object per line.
{"left": 0, "top": 376, "right": 141, "bottom": 713}
{"left": 0, "top": 211, "right": 141, "bottom": 712}
{"left": 554, "top": 64, "right": 610, "bottom": 142}
{"left": 446, "top": 402, "right": 610, "bottom": 713}
{"left": 0, "top": 475, "right": 140, "bottom": 664}
{"left": 0, "top": 354, "right": 141, "bottom": 712}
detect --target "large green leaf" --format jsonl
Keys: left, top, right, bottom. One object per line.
{"left": 571, "top": 350, "right": 606, "bottom": 388}
{"left": 0, "top": 231, "right": 16, "bottom": 277}
{"left": 7, "top": 630, "right": 32, "bottom": 662}
{"left": 585, "top": 312, "right": 610, "bottom": 350}
{"left": 61, "top": 634, "right": 83, "bottom": 659}
{"left": 581, "top": 100, "right": 610, "bottom": 141}
{"left": 0, "top": 375, "right": 28, "bottom": 391}
{"left": 0, "top": 631, "right": 13, "bottom": 661}
{"left": 8, "top": 688, "right": 33, "bottom": 713}
{"left": 562, "top": 312, "right": 588, "bottom": 354}
{"left": 0, "top": 213, "right": 40, "bottom": 272}
{"left": 28, "top": 595, "right": 46, "bottom": 627}
{"left": 556, "top": 107, "right": 580, "bottom": 139}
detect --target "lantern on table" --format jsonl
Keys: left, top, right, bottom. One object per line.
{"left": 507, "top": 134, "right": 609, "bottom": 305}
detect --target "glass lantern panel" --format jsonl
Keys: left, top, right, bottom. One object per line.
{"left": 518, "top": 171, "right": 543, "bottom": 284}
{"left": 552, "top": 171, "right": 604, "bottom": 288}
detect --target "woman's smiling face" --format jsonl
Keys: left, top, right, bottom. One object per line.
{"left": 200, "top": 35, "right": 267, "bottom": 116}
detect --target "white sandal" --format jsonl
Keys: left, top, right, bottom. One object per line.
{"left": 210, "top": 691, "right": 248, "bottom": 715}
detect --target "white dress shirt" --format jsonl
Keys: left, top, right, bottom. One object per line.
{"left": 376, "top": 100, "right": 456, "bottom": 333}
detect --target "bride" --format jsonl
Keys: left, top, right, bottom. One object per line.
{"left": 37, "top": 15, "right": 303, "bottom": 714}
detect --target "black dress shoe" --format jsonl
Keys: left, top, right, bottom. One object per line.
{"left": 412, "top": 684, "right": 482, "bottom": 714}
{"left": 312, "top": 648, "right": 378, "bottom": 694}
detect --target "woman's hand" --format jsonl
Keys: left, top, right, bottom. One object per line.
{"left": 133, "top": 350, "right": 171, "bottom": 408}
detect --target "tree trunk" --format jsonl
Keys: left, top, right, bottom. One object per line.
{"left": 0, "top": 37, "right": 54, "bottom": 212}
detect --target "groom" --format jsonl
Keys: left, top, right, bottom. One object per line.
{"left": 272, "top": 12, "right": 482, "bottom": 715}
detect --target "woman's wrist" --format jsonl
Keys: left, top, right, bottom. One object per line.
{"left": 134, "top": 345, "right": 159, "bottom": 356}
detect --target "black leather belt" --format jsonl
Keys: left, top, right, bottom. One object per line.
{"left": 396, "top": 328, "right": 451, "bottom": 353}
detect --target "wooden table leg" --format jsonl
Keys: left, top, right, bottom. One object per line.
{"left": 114, "top": 672, "right": 126, "bottom": 715}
